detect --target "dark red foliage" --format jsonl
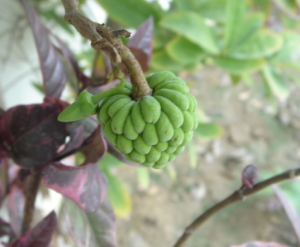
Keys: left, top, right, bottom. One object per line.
{"left": 42, "top": 162, "right": 107, "bottom": 213}
{"left": 0, "top": 103, "right": 68, "bottom": 169}
{"left": 10, "top": 211, "right": 57, "bottom": 247}
{"left": 20, "top": 0, "right": 66, "bottom": 98}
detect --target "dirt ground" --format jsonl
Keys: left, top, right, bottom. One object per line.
{"left": 115, "top": 66, "right": 300, "bottom": 247}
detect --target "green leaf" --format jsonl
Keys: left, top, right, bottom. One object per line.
{"left": 104, "top": 169, "right": 132, "bottom": 218}
{"left": 96, "top": 0, "right": 163, "bottom": 28}
{"left": 171, "top": 0, "right": 205, "bottom": 11}
{"left": 160, "top": 12, "right": 219, "bottom": 54}
{"left": 136, "top": 167, "right": 150, "bottom": 190}
{"left": 98, "top": 153, "right": 122, "bottom": 168}
{"left": 224, "top": 0, "right": 246, "bottom": 47}
{"left": 224, "top": 0, "right": 264, "bottom": 50}
{"left": 188, "top": 140, "right": 197, "bottom": 168}
{"left": 61, "top": 198, "right": 117, "bottom": 247}
{"left": 195, "top": 123, "right": 223, "bottom": 140}
{"left": 166, "top": 36, "right": 204, "bottom": 64}
{"left": 213, "top": 56, "right": 265, "bottom": 75}
{"left": 151, "top": 49, "right": 183, "bottom": 72}
{"left": 198, "top": 0, "right": 227, "bottom": 22}
{"left": 261, "top": 65, "right": 289, "bottom": 100}
{"left": 271, "top": 31, "right": 300, "bottom": 70}
{"left": 227, "top": 30, "right": 283, "bottom": 59}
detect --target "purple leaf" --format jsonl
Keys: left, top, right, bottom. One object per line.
{"left": 241, "top": 164, "right": 259, "bottom": 189}
{"left": 0, "top": 218, "right": 13, "bottom": 238}
{"left": 107, "top": 142, "right": 140, "bottom": 166}
{"left": 42, "top": 162, "right": 107, "bottom": 213}
{"left": 230, "top": 241, "right": 292, "bottom": 247}
{"left": 61, "top": 197, "right": 117, "bottom": 247}
{"left": 8, "top": 185, "right": 24, "bottom": 237}
{"left": 273, "top": 184, "right": 300, "bottom": 244}
{"left": 20, "top": 0, "right": 66, "bottom": 98}
{"left": 79, "top": 126, "right": 107, "bottom": 165}
{"left": 52, "top": 34, "right": 90, "bottom": 91}
{"left": 11, "top": 211, "right": 57, "bottom": 247}
{"left": 127, "top": 16, "right": 153, "bottom": 69}
{"left": 0, "top": 103, "right": 68, "bottom": 169}
{"left": 57, "top": 125, "right": 85, "bottom": 158}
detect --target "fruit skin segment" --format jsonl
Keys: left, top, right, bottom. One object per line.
{"left": 97, "top": 71, "right": 198, "bottom": 169}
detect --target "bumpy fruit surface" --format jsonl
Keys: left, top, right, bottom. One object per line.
{"left": 97, "top": 71, "right": 198, "bottom": 169}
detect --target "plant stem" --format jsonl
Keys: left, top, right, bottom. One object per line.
{"left": 21, "top": 170, "right": 41, "bottom": 234}
{"left": 61, "top": 0, "right": 152, "bottom": 100}
{"left": 173, "top": 167, "right": 300, "bottom": 247}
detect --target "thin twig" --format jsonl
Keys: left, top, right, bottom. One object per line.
{"left": 173, "top": 167, "right": 300, "bottom": 247}
{"left": 21, "top": 170, "right": 41, "bottom": 234}
{"left": 61, "top": 0, "right": 152, "bottom": 100}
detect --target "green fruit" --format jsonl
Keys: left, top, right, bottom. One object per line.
{"left": 154, "top": 89, "right": 189, "bottom": 111}
{"left": 131, "top": 102, "right": 146, "bottom": 134}
{"left": 155, "top": 112, "right": 174, "bottom": 142}
{"left": 154, "top": 96, "right": 184, "bottom": 128}
{"left": 103, "top": 119, "right": 117, "bottom": 146}
{"left": 98, "top": 95, "right": 129, "bottom": 124}
{"left": 146, "top": 71, "right": 176, "bottom": 88}
{"left": 140, "top": 96, "right": 161, "bottom": 124}
{"left": 93, "top": 72, "right": 198, "bottom": 169}
{"left": 146, "top": 147, "right": 161, "bottom": 163}
{"left": 108, "top": 97, "right": 132, "bottom": 118}
{"left": 123, "top": 116, "right": 139, "bottom": 140}
{"left": 117, "top": 135, "right": 133, "bottom": 154}
{"left": 111, "top": 101, "right": 135, "bottom": 134}
{"left": 142, "top": 123, "right": 159, "bottom": 145}
{"left": 133, "top": 136, "right": 151, "bottom": 154}
{"left": 155, "top": 141, "right": 168, "bottom": 152}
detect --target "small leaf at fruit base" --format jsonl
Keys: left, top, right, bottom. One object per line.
{"left": 261, "top": 65, "right": 289, "bottom": 101}
{"left": 166, "top": 36, "right": 204, "bottom": 64}
{"left": 195, "top": 123, "right": 223, "bottom": 140}
{"left": 60, "top": 197, "right": 117, "bottom": 247}
{"left": 227, "top": 30, "right": 283, "bottom": 59}
{"left": 20, "top": 0, "right": 66, "bottom": 98}
{"left": 273, "top": 184, "right": 300, "bottom": 243}
{"left": 213, "top": 56, "right": 265, "bottom": 75}
{"left": 8, "top": 185, "right": 25, "bottom": 237}
{"left": 10, "top": 211, "right": 57, "bottom": 247}
{"left": 42, "top": 162, "right": 107, "bottom": 213}
{"left": 188, "top": 141, "right": 197, "bottom": 169}
{"left": 136, "top": 167, "right": 150, "bottom": 190}
{"left": 103, "top": 168, "right": 132, "bottom": 218}
{"left": 79, "top": 125, "right": 107, "bottom": 165}
{"left": 0, "top": 103, "right": 68, "bottom": 169}
{"left": 160, "top": 12, "right": 219, "bottom": 54}
{"left": 127, "top": 16, "right": 153, "bottom": 70}
{"left": 241, "top": 164, "right": 259, "bottom": 189}
{"left": 230, "top": 241, "right": 292, "bottom": 247}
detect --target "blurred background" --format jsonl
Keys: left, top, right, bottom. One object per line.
{"left": 0, "top": 0, "right": 300, "bottom": 246}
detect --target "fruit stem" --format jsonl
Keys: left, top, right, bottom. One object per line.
{"left": 61, "top": 0, "right": 152, "bottom": 101}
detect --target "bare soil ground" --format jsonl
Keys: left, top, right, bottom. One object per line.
{"left": 116, "top": 67, "right": 300, "bottom": 247}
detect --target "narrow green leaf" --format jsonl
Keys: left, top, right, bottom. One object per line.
{"left": 227, "top": 30, "right": 283, "bottom": 59}
{"left": 136, "top": 167, "right": 150, "bottom": 190}
{"left": 96, "top": 0, "right": 163, "bottom": 28}
{"left": 151, "top": 50, "right": 183, "bottom": 72}
{"left": 261, "top": 65, "right": 289, "bottom": 100}
{"left": 160, "top": 12, "right": 219, "bottom": 54}
{"left": 166, "top": 36, "right": 204, "bottom": 64}
{"left": 224, "top": 9, "right": 264, "bottom": 50}
{"left": 104, "top": 169, "right": 132, "bottom": 218}
{"left": 271, "top": 31, "right": 300, "bottom": 70}
{"left": 214, "top": 56, "right": 265, "bottom": 75}
{"left": 188, "top": 141, "right": 197, "bottom": 168}
{"left": 195, "top": 123, "right": 223, "bottom": 140}
{"left": 198, "top": 0, "right": 227, "bottom": 22}
{"left": 224, "top": 0, "right": 246, "bottom": 47}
